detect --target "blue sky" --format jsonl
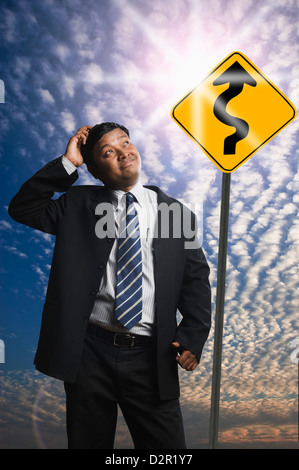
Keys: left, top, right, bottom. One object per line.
{"left": 0, "top": 0, "right": 298, "bottom": 449}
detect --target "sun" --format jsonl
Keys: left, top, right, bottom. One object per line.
{"left": 109, "top": 0, "right": 225, "bottom": 131}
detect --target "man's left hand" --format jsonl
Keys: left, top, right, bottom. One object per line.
{"left": 172, "top": 342, "right": 199, "bottom": 371}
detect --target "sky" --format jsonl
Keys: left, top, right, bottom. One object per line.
{"left": 0, "top": 0, "right": 298, "bottom": 450}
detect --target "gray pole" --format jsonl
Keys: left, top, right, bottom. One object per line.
{"left": 209, "top": 172, "right": 231, "bottom": 449}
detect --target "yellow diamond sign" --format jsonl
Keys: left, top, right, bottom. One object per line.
{"left": 171, "top": 51, "right": 297, "bottom": 173}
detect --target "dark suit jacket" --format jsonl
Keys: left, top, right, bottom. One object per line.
{"left": 8, "top": 156, "right": 211, "bottom": 400}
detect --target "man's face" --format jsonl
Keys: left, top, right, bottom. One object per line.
{"left": 88, "top": 128, "right": 141, "bottom": 191}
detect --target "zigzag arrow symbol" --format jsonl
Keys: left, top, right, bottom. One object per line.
{"left": 213, "top": 61, "right": 257, "bottom": 155}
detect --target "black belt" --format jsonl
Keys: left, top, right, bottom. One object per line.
{"left": 87, "top": 323, "right": 154, "bottom": 348}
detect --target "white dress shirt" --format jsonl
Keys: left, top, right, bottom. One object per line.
{"left": 62, "top": 156, "right": 158, "bottom": 336}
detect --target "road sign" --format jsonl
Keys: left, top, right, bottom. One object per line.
{"left": 171, "top": 52, "right": 297, "bottom": 448}
{"left": 171, "top": 51, "right": 297, "bottom": 172}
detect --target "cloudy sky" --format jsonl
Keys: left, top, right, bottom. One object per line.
{"left": 0, "top": 0, "right": 298, "bottom": 449}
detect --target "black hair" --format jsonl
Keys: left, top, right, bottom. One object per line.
{"left": 81, "top": 122, "right": 130, "bottom": 165}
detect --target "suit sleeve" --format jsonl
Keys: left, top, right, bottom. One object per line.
{"left": 175, "top": 214, "right": 212, "bottom": 362}
{"left": 8, "top": 156, "right": 78, "bottom": 235}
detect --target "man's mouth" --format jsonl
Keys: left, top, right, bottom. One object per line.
{"left": 120, "top": 159, "right": 134, "bottom": 169}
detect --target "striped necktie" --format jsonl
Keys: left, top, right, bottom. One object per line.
{"left": 115, "top": 192, "right": 142, "bottom": 329}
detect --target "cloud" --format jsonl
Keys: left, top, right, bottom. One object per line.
{"left": 31, "top": 264, "right": 48, "bottom": 286}
{"left": 39, "top": 88, "right": 55, "bottom": 104}
{"left": 83, "top": 103, "right": 105, "bottom": 125}
{"left": 14, "top": 57, "right": 31, "bottom": 77}
{"left": 82, "top": 63, "right": 103, "bottom": 88}
{"left": 60, "top": 111, "right": 76, "bottom": 134}
{"left": 0, "top": 370, "right": 66, "bottom": 448}
{"left": 2, "top": 244, "right": 27, "bottom": 259}
{"left": 0, "top": 220, "right": 13, "bottom": 231}
{"left": 54, "top": 44, "right": 70, "bottom": 62}
{"left": 0, "top": 369, "right": 133, "bottom": 449}
{"left": 1, "top": 8, "right": 17, "bottom": 43}
{"left": 140, "top": 133, "right": 164, "bottom": 176}
{"left": 177, "top": 363, "right": 298, "bottom": 448}
{"left": 60, "top": 75, "right": 76, "bottom": 99}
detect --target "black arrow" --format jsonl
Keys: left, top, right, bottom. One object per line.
{"left": 213, "top": 61, "right": 257, "bottom": 155}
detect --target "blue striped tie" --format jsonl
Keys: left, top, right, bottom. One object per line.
{"left": 115, "top": 192, "right": 142, "bottom": 329}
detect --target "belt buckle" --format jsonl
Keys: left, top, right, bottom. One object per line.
{"left": 113, "top": 333, "right": 135, "bottom": 347}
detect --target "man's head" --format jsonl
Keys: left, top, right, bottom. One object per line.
{"left": 82, "top": 122, "right": 141, "bottom": 191}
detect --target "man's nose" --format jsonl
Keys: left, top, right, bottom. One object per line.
{"left": 118, "top": 149, "right": 129, "bottom": 159}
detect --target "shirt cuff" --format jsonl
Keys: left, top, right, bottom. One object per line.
{"left": 62, "top": 155, "right": 77, "bottom": 175}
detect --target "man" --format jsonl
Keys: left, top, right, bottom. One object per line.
{"left": 8, "top": 123, "right": 211, "bottom": 449}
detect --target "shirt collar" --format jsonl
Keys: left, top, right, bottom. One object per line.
{"left": 108, "top": 179, "right": 146, "bottom": 208}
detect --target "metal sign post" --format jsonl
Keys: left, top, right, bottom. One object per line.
{"left": 209, "top": 172, "right": 231, "bottom": 449}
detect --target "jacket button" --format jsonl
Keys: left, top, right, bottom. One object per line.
{"left": 90, "top": 289, "right": 97, "bottom": 295}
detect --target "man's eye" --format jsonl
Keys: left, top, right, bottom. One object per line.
{"left": 105, "top": 149, "right": 113, "bottom": 156}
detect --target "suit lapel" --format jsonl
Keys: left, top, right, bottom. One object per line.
{"left": 144, "top": 186, "right": 177, "bottom": 306}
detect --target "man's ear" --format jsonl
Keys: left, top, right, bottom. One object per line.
{"left": 87, "top": 164, "right": 101, "bottom": 180}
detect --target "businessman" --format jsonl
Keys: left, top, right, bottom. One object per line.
{"left": 8, "top": 123, "right": 211, "bottom": 449}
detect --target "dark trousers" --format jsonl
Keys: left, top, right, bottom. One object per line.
{"left": 64, "top": 326, "right": 186, "bottom": 449}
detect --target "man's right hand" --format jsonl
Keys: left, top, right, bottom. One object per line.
{"left": 64, "top": 126, "right": 92, "bottom": 168}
